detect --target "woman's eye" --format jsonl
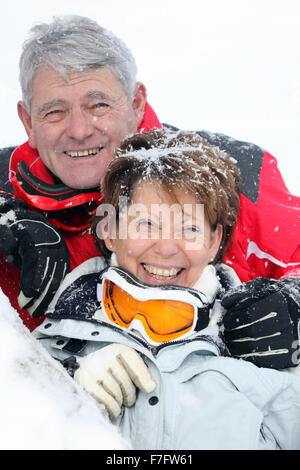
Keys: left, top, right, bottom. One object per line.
{"left": 184, "top": 226, "right": 200, "bottom": 233}
{"left": 137, "top": 220, "right": 160, "bottom": 236}
{"left": 182, "top": 226, "right": 202, "bottom": 239}
{"left": 138, "top": 220, "right": 153, "bottom": 230}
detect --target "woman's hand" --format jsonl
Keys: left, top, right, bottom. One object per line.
{"left": 74, "top": 343, "right": 156, "bottom": 418}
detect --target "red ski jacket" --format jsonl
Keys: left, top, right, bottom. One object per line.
{"left": 0, "top": 103, "right": 299, "bottom": 331}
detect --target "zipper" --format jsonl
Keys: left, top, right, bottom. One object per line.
{"left": 47, "top": 315, "right": 224, "bottom": 358}
{"left": 154, "top": 334, "right": 223, "bottom": 356}
{"left": 126, "top": 330, "right": 224, "bottom": 358}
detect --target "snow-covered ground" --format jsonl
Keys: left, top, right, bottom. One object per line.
{"left": 0, "top": 0, "right": 299, "bottom": 450}
{"left": 0, "top": 289, "right": 130, "bottom": 450}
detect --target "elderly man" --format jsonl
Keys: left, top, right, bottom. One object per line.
{"left": 0, "top": 15, "right": 299, "bottom": 372}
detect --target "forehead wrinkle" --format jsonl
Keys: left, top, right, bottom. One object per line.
{"left": 87, "top": 91, "right": 116, "bottom": 102}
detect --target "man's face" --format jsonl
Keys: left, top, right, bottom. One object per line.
{"left": 18, "top": 67, "right": 146, "bottom": 189}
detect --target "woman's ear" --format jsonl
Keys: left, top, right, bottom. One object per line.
{"left": 209, "top": 224, "right": 223, "bottom": 262}
{"left": 102, "top": 223, "right": 116, "bottom": 252}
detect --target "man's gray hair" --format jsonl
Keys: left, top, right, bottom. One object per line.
{"left": 19, "top": 15, "right": 138, "bottom": 111}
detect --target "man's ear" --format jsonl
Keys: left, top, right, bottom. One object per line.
{"left": 132, "top": 82, "right": 147, "bottom": 128}
{"left": 209, "top": 224, "right": 223, "bottom": 262}
{"left": 17, "top": 101, "right": 37, "bottom": 148}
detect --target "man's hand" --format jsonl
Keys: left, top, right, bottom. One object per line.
{"left": 0, "top": 193, "right": 70, "bottom": 317}
{"left": 74, "top": 344, "right": 157, "bottom": 419}
{"left": 221, "top": 277, "right": 300, "bottom": 369}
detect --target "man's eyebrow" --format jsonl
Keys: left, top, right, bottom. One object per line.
{"left": 86, "top": 91, "right": 115, "bottom": 102}
{"left": 38, "top": 100, "right": 66, "bottom": 114}
{"left": 38, "top": 92, "right": 115, "bottom": 114}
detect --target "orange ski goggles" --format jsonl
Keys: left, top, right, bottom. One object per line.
{"left": 98, "top": 267, "right": 210, "bottom": 345}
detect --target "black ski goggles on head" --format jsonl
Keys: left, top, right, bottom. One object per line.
{"left": 10, "top": 161, "right": 103, "bottom": 212}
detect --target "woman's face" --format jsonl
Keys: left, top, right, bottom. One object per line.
{"left": 104, "top": 181, "right": 222, "bottom": 288}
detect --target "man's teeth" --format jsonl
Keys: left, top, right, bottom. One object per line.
{"left": 143, "top": 264, "right": 182, "bottom": 279}
{"left": 65, "top": 146, "right": 102, "bottom": 157}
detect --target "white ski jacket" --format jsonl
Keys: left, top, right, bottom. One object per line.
{"left": 36, "top": 257, "right": 300, "bottom": 450}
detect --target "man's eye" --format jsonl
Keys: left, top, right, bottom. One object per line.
{"left": 44, "top": 109, "right": 65, "bottom": 122}
{"left": 91, "top": 102, "right": 109, "bottom": 115}
{"left": 94, "top": 102, "right": 108, "bottom": 108}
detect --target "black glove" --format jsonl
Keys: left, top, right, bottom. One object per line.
{"left": 0, "top": 193, "right": 70, "bottom": 317}
{"left": 221, "top": 277, "right": 300, "bottom": 369}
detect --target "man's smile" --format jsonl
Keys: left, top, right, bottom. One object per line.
{"left": 64, "top": 146, "right": 103, "bottom": 157}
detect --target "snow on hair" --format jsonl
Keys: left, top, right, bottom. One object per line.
{"left": 19, "top": 15, "right": 138, "bottom": 111}
{"left": 92, "top": 128, "right": 241, "bottom": 263}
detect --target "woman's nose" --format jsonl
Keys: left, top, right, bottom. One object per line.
{"left": 153, "top": 236, "right": 180, "bottom": 258}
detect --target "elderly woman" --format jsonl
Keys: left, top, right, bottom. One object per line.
{"left": 36, "top": 129, "right": 300, "bottom": 450}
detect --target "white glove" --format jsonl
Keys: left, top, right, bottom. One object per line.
{"left": 74, "top": 343, "right": 156, "bottom": 418}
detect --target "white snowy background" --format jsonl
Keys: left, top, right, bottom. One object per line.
{"left": 0, "top": 0, "right": 299, "bottom": 450}
{"left": 0, "top": 0, "right": 299, "bottom": 195}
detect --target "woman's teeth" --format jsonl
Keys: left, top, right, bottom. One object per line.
{"left": 143, "top": 264, "right": 182, "bottom": 279}
{"left": 65, "top": 146, "right": 103, "bottom": 157}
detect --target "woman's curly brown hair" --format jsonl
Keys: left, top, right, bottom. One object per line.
{"left": 92, "top": 128, "right": 241, "bottom": 264}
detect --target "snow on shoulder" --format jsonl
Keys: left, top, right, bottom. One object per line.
{"left": 0, "top": 289, "right": 130, "bottom": 450}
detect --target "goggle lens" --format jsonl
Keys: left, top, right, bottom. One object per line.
{"left": 102, "top": 279, "right": 195, "bottom": 343}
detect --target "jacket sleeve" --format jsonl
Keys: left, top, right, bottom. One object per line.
{"left": 0, "top": 146, "right": 16, "bottom": 193}
{"left": 262, "top": 370, "right": 300, "bottom": 449}
{"left": 45, "top": 257, "right": 106, "bottom": 320}
{"left": 274, "top": 244, "right": 300, "bottom": 279}
{"left": 203, "top": 357, "right": 300, "bottom": 449}
{"left": 191, "top": 130, "right": 300, "bottom": 281}
{"left": 249, "top": 150, "right": 300, "bottom": 280}
{"left": 208, "top": 136, "right": 300, "bottom": 281}
{"left": 233, "top": 361, "right": 300, "bottom": 449}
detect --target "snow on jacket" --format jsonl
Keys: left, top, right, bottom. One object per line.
{"left": 35, "top": 258, "right": 300, "bottom": 450}
{"left": 0, "top": 104, "right": 299, "bottom": 331}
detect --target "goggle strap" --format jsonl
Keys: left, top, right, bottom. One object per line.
{"left": 15, "top": 161, "right": 97, "bottom": 200}
{"left": 195, "top": 304, "right": 213, "bottom": 331}
{"left": 10, "top": 160, "right": 103, "bottom": 213}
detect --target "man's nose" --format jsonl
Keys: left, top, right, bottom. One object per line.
{"left": 65, "top": 107, "right": 94, "bottom": 141}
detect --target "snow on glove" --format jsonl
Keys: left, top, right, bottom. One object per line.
{"left": 74, "top": 344, "right": 157, "bottom": 419}
{"left": 0, "top": 193, "right": 70, "bottom": 317}
{"left": 221, "top": 277, "right": 300, "bottom": 369}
